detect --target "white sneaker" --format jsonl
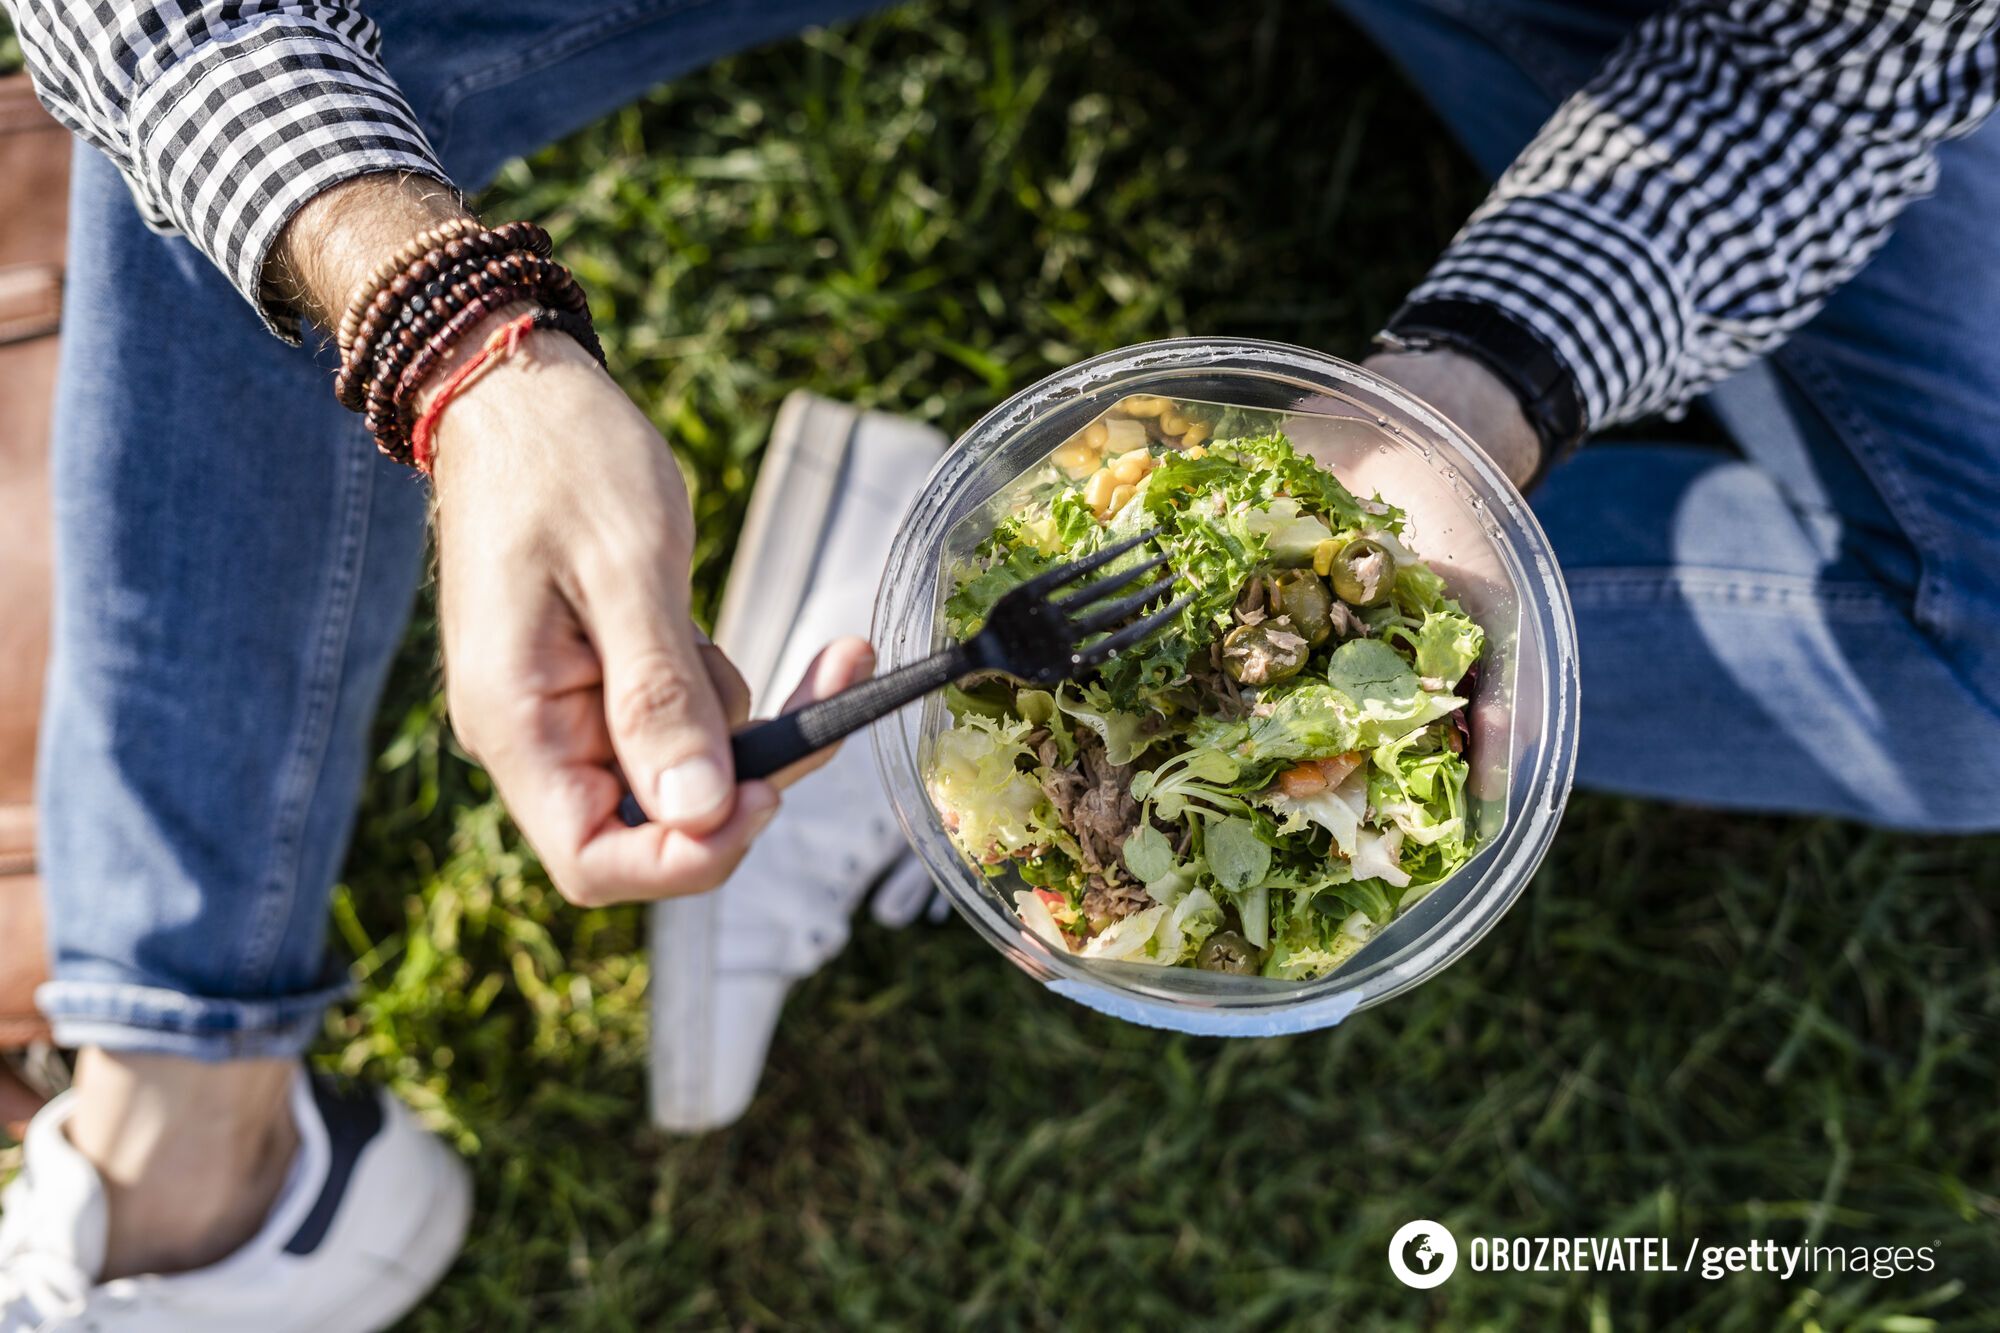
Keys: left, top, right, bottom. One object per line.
{"left": 650, "top": 392, "right": 945, "bottom": 1133}
{"left": 0, "top": 1068, "right": 470, "bottom": 1331}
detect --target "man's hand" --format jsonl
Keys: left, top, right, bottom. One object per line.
{"left": 1362, "top": 349, "right": 1542, "bottom": 491}
{"left": 268, "top": 174, "right": 872, "bottom": 905}
{"left": 425, "top": 333, "right": 874, "bottom": 903}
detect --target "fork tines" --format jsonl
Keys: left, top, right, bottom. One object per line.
{"left": 1073, "top": 592, "right": 1193, "bottom": 668}
{"left": 1031, "top": 528, "right": 1192, "bottom": 667}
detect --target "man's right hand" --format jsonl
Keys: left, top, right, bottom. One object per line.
{"left": 268, "top": 176, "right": 874, "bottom": 906}
{"left": 429, "top": 323, "right": 883, "bottom": 905}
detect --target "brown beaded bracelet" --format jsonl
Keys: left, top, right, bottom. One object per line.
{"left": 354, "top": 245, "right": 572, "bottom": 403}
{"left": 334, "top": 223, "right": 552, "bottom": 408}
{"left": 328, "top": 218, "right": 601, "bottom": 466}
{"left": 336, "top": 218, "right": 481, "bottom": 357}
{"left": 364, "top": 285, "right": 537, "bottom": 462}
{"left": 364, "top": 273, "right": 600, "bottom": 461}
{"left": 360, "top": 253, "right": 580, "bottom": 422}
{"left": 340, "top": 222, "right": 552, "bottom": 400}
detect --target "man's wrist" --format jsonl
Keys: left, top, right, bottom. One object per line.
{"left": 1363, "top": 348, "right": 1544, "bottom": 490}
{"left": 264, "top": 173, "right": 472, "bottom": 333}
{"left": 423, "top": 308, "right": 613, "bottom": 487}
{"left": 1377, "top": 297, "right": 1587, "bottom": 487}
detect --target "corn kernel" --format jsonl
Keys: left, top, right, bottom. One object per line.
{"left": 1111, "top": 452, "right": 1150, "bottom": 485}
{"left": 1108, "top": 482, "right": 1137, "bottom": 514}
{"left": 1180, "top": 422, "right": 1210, "bottom": 447}
{"left": 1118, "top": 395, "right": 1169, "bottom": 418}
{"left": 1051, "top": 441, "right": 1092, "bottom": 471}
{"left": 1083, "top": 467, "right": 1117, "bottom": 511}
{"left": 1184, "top": 443, "right": 1207, "bottom": 459}
{"left": 1159, "top": 411, "right": 1189, "bottom": 435}
{"left": 1311, "top": 537, "right": 1343, "bottom": 578}
{"left": 1082, "top": 420, "right": 1110, "bottom": 450}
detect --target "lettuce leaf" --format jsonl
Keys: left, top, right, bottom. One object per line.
{"left": 1322, "top": 639, "right": 1465, "bottom": 747}
{"left": 1241, "top": 496, "right": 1333, "bottom": 566}
{"left": 1370, "top": 728, "right": 1476, "bottom": 886}
{"left": 1396, "top": 607, "right": 1485, "bottom": 689}
{"left": 925, "top": 715, "right": 1050, "bottom": 860}
{"left": 1212, "top": 433, "right": 1391, "bottom": 533}
{"left": 943, "top": 540, "right": 1061, "bottom": 638}
{"left": 1262, "top": 902, "right": 1372, "bottom": 980}
{"left": 1221, "top": 681, "right": 1362, "bottom": 766}
{"left": 1392, "top": 562, "right": 1450, "bottom": 619}
{"left": 1053, "top": 682, "right": 1158, "bottom": 766}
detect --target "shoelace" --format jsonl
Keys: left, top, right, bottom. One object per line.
{"left": 0, "top": 1247, "right": 90, "bottom": 1326}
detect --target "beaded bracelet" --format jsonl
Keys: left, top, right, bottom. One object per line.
{"left": 389, "top": 271, "right": 593, "bottom": 408}
{"left": 330, "top": 220, "right": 602, "bottom": 466}
{"left": 367, "top": 284, "right": 603, "bottom": 466}
{"left": 353, "top": 248, "right": 576, "bottom": 412}
{"left": 364, "top": 283, "right": 536, "bottom": 453}
{"left": 336, "top": 218, "right": 482, "bottom": 357}
{"left": 360, "top": 253, "right": 583, "bottom": 423}
{"left": 334, "top": 222, "right": 552, "bottom": 408}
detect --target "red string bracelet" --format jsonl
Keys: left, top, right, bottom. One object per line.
{"left": 409, "top": 310, "right": 541, "bottom": 474}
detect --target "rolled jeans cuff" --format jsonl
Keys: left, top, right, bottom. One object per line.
{"left": 35, "top": 976, "right": 351, "bottom": 1061}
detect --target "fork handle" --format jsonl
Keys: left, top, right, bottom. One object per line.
{"left": 728, "top": 643, "right": 973, "bottom": 781}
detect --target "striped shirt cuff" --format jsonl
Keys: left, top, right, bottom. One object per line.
{"left": 1405, "top": 194, "right": 1696, "bottom": 433}
{"left": 125, "top": 18, "right": 451, "bottom": 342}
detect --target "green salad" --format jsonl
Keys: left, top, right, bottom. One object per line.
{"left": 924, "top": 397, "right": 1486, "bottom": 980}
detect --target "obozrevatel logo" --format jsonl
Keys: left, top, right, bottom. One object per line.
{"left": 1388, "top": 1220, "right": 1459, "bottom": 1289}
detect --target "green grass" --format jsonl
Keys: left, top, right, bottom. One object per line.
{"left": 10, "top": 1, "right": 2000, "bottom": 1327}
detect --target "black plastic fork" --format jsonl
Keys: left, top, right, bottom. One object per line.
{"left": 620, "top": 529, "right": 1188, "bottom": 825}
{"left": 729, "top": 527, "right": 1187, "bottom": 779}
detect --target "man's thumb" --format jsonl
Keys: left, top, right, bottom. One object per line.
{"left": 598, "top": 613, "right": 735, "bottom": 834}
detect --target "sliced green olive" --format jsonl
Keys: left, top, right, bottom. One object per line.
{"left": 1272, "top": 569, "right": 1335, "bottom": 646}
{"left": 1329, "top": 537, "right": 1394, "bottom": 607}
{"left": 1221, "top": 619, "right": 1310, "bottom": 686}
{"left": 1196, "top": 930, "right": 1263, "bottom": 975}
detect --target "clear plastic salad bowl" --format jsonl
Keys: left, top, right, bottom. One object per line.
{"left": 872, "top": 339, "right": 1578, "bottom": 1035}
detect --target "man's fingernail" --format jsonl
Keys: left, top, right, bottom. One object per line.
{"left": 655, "top": 757, "right": 730, "bottom": 822}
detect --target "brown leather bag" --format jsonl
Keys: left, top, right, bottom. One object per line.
{"left": 0, "top": 72, "right": 66, "bottom": 1128}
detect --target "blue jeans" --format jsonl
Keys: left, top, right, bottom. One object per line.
{"left": 39, "top": 0, "right": 2000, "bottom": 1058}
{"left": 38, "top": 0, "right": 888, "bottom": 1058}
